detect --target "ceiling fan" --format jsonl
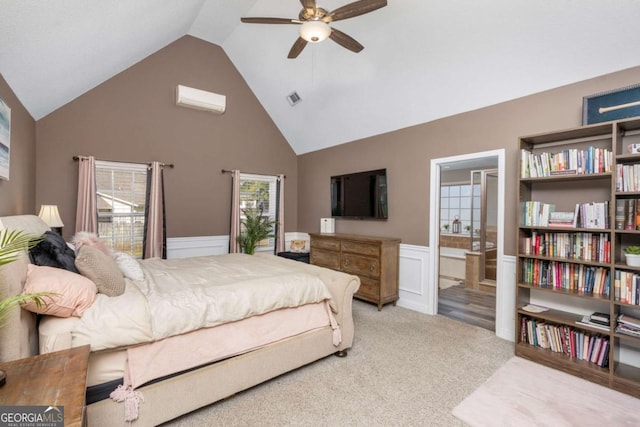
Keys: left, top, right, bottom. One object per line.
{"left": 240, "top": 0, "right": 388, "bottom": 58}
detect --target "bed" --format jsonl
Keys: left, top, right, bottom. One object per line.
{"left": 0, "top": 215, "right": 360, "bottom": 426}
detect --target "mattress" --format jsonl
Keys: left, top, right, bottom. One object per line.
{"left": 39, "top": 301, "right": 331, "bottom": 389}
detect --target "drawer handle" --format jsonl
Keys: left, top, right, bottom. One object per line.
{"left": 370, "top": 264, "right": 376, "bottom": 272}
{"left": 344, "top": 260, "right": 350, "bottom": 266}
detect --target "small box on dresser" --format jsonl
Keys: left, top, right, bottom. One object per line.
{"left": 309, "top": 233, "right": 400, "bottom": 310}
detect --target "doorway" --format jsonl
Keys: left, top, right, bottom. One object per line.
{"left": 437, "top": 165, "right": 498, "bottom": 331}
{"left": 428, "top": 149, "right": 508, "bottom": 338}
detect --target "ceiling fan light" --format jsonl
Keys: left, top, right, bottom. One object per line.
{"left": 299, "top": 21, "right": 331, "bottom": 43}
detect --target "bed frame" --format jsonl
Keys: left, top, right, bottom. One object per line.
{"left": 0, "top": 215, "right": 359, "bottom": 426}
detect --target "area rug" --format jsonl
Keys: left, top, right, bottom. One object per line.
{"left": 453, "top": 356, "right": 640, "bottom": 427}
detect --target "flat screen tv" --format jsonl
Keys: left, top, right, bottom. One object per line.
{"left": 331, "top": 168, "right": 388, "bottom": 220}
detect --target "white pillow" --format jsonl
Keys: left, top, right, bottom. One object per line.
{"left": 112, "top": 251, "right": 144, "bottom": 281}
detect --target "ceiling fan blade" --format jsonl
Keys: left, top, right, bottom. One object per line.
{"left": 329, "top": 0, "right": 387, "bottom": 22}
{"left": 241, "top": 17, "right": 300, "bottom": 24}
{"left": 329, "top": 28, "right": 364, "bottom": 53}
{"left": 288, "top": 37, "right": 308, "bottom": 59}
{"left": 300, "top": 0, "right": 317, "bottom": 11}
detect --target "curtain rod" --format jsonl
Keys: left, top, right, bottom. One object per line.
{"left": 221, "top": 169, "right": 285, "bottom": 178}
{"left": 73, "top": 156, "right": 174, "bottom": 168}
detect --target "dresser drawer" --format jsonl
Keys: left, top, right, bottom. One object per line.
{"left": 341, "top": 253, "right": 379, "bottom": 278}
{"left": 356, "top": 276, "right": 380, "bottom": 299}
{"left": 310, "top": 248, "right": 340, "bottom": 270}
{"left": 310, "top": 237, "right": 340, "bottom": 251}
{"left": 341, "top": 240, "right": 379, "bottom": 257}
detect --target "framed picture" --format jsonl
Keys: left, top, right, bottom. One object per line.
{"left": 583, "top": 83, "right": 640, "bottom": 125}
{"left": 0, "top": 97, "right": 9, "bottom": 180}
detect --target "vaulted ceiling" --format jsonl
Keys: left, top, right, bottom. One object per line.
{"left": 2, "top": 0, "right": 640, "bottom": 154}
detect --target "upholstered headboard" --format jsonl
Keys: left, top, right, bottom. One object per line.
{"left": 0, "top": 215, "right": 50, "bottom": 362}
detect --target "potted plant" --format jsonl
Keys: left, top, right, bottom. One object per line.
{"left": 442, "top": 224, "right": 450, "bottom": 233}
{"left": 0, "top": 228, "right": 49, "bottom": 386}
{"left": 237, "top": 208, "right": 276, "bottom": 255}
{"left": 624, "top": 245, "right": 640, "bottom": 267}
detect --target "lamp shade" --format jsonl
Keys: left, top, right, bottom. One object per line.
{"left": 299, "top": 21, "right": 331, "bottom": 43}
{"left": 38, "top": 205, "right": 64, "bottom": 228}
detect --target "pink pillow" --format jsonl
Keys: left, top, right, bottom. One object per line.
{"left": 71, "top": 231, "right": 112, "bottom": 256}
{"left": 22, "top": 264, "right": 97, "bottom": 317}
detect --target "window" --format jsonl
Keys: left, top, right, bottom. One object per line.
{"left": 440, "top": 183, "right": 477, "bottom": 234}
{"left": 95, "top": 161, "right": 148, "bottom": 257}
{"left": 239, "top": 173, "right": 278, "bottom": 252}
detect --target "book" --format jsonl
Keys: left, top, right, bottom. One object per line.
{"left": 576, "top": 315, "right": 610, "bottom": 331}
{"left": 590, "top": 312, "right": 610, "bottom": 325}
{"left": 615, "top": 199, "right": 625, "bottom": 230}
{"left": 626, "top": 199, "right": 636, "bottom": 230}
{"left": 617, "top": 313, "right": 640, "bottom": 329}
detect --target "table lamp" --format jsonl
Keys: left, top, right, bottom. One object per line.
{"left": 38, "top": 205, "right": 64, "bottom": 235}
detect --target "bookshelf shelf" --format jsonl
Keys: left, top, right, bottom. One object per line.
{"left": 614, "top": 332, "right": 640, "bottom": 343}
{"left": 517, "top": 117, "right": 640, "bottom": 399}
{"left": 515, "top": 342, "right": 610, "bottom": 385}
{"left": 614, "top": 361, "right": 640, "bottom": 382}
{"left": 518, "top": 253, "right": 611, "bottom": 268}
{"left": 517, "top": 307, "right": 583, "bottom": 324}
{"left": 517, "top": 283, "right": 611, "bottom": 302}
{"left": 614, "top": 300, "right": 640, "bottom": 309}
{"left": 520, "top": 173, "right": 611, "bottom": 183}
{"left": 616, "top": 154, "right": 640, "bottom": 164}
{"left": 519, "top": 225, "right": 612, "bottom": 233}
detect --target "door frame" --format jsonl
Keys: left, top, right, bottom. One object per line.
{"left": 427, "top": 148, "right": 507, "bottom": 338}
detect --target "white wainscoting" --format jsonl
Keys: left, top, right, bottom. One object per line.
{"left": 397, "top": 244, "right": 431, "bottom": 313}
{"left": 397, "top": 244, "right": 516, "bottom": 342}
{"left": 497, "top": 255, "right": 516, "bottom": 342}
{"left": 166, "top": 232, "right": 310, "bottom": 259}
{"left": 166, "top": 236, "right": 230, "bottom": 259}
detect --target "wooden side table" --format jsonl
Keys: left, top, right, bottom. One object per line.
{"left": 0, "top": 345, "right": 90, "bottom": 427}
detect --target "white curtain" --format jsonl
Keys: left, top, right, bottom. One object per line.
{"left": 229, "top": 170, "right": 241, "bottom": 253}
{"left": 143, "top": 161, "right": 166, "bottom": 259}
{"left": 75, "top": 155, "right": 98, "bottom": 234}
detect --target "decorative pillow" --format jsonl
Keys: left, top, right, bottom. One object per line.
{"left": 29, "top": 231, "right": 79, "bottom": 273}
{"left": 22, "top": 264, "right": 97, "bottom": 317}
{"left": 112, "top": 251, "right": 144, "bottom": 281}
{"left": 72, "top": 231, "right": 112, "bottom": 256}
{"left": 290, "top": 240, "right": 307, "bottom": 253}
{"left": 75, "top": 246, "right": 125, "bottom": 297}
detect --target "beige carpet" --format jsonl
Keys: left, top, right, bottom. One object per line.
{"left": 164, "top": 300, "right": 513, "bottom": 426}
{"left": 453, "top": 356, "right": 640, "bottom": 427}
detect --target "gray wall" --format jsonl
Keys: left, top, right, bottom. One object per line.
{"left": 35, "top": 36, "right": 297, "bottom": 241}
{"left": 0, "top": 74, "right": 36, "bottom": 216}
{"left": 297, "top": 65, "right": 640, "bottom": 255}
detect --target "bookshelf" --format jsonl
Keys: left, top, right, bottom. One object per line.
{"left": 516, "top": 117, "right": 640, "bottom": 399}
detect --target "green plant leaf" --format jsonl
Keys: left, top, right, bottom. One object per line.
{"left": 237, "top": 207, "right": 276, "bottom": 255}
{"left": 0, "top": 292, "right": 56, "bottom": 328}
{"left": 0, "top": 229, "right": 44, "bottom": 266}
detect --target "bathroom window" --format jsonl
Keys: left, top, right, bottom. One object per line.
{"left": 440, "top": 183, "right": 474, "bottom": 233}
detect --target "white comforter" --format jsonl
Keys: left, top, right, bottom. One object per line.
{"left": 72, "top": 253, "right": 334, "bottom": 351}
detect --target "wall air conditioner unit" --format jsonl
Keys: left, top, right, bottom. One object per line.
{"left": 176, "top": 85, "right": 226, "bottom": 114}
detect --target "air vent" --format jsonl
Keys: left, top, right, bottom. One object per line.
{"left": 286, "top": 91, "right": 302, "bottom": 106}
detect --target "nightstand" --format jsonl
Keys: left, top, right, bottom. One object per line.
{"left": 0, "top": 345, "right": 90, "bottom": 427}
{"left": 277, "top": 251, "right": 310, "bottom": 263}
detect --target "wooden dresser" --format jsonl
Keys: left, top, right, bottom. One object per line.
{"left": 309, "top": 233, "right": 400, "bottom": 310}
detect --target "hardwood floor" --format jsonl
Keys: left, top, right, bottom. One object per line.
{"left": 438, "top": 284, "right": 496, "bottom": 331}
